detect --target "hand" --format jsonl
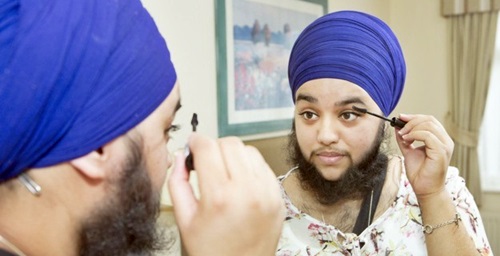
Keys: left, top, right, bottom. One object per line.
{"left": 394, "top": 114, "right": 454, "bottom": 199}
{"left": 168, "top": 133, "right": 285, "bottom": 256}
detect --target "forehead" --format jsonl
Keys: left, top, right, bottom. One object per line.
{"left": 295, "top": 78, "right": 375, "bottom": 106}
{"left": 163, "top": 82, "right": 181, "bottom": 116}
{"left": 135, "top": 82, "right": 180, "bottom": 130}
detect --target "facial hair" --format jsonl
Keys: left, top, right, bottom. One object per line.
{"left": 78, "top": 136, "right": 172, "bottom": 256}
{"left": 287, "top": 122, "right": 389, "bottom": 206}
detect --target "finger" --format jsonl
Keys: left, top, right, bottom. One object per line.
{"left": 245, "top": 145, "right": 276, "bottom": 180}
{"left": 394, "top": 128, "right": 414, "bottom": 156}
{"left": 243, "top": 145, "right": 284, "bottom": 211}
{"left": 168, "top": 151, "right": 197, "bottom": 228}
{"left": 246, "top": 145, "right": 267, "bottom": 176}
{"left": 188, "top": 133, "right": 230, "bottom": 194}
{"left": 398, "top": 114, "right": 452, "bottom": 146}
{"left": 242, "top": 145, "right": 275, "bottom": 190}
{"left": 397, "top": 113, "right": 431, "bottom": 136}
{"left": 401, "top": 130, "right": 451, "bottom": 159}
{"left": 217, "top": 137, "right": 254, "bottom": 181}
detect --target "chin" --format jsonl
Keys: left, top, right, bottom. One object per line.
{"left": 316, "top": 165, "right": 346, "bottom": 181}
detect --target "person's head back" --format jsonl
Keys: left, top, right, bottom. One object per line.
{"left": 0, "top": 0, "right": 179, "bottom": 254}
{"left": 286, "top": 10, "right": 406, "bottom": 204}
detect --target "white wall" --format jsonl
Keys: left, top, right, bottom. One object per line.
{"left": 329, "top": 0, "right": 389, "bottom": 21}
{"left": 142, "top": 0, "right": 219, "bottom": 153}
{"left": 141, "top": 0, "right": 218, "bottom": 207}
{"left": 389, "top": 0, "right": 449, "bottom": 121}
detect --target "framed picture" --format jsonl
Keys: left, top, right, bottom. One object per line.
{"left": 215, "top": 0, "right": 328, "bottom": 137}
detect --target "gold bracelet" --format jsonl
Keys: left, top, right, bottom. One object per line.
{"left": 423, "top": 213, "right": 461, "bottom": 234}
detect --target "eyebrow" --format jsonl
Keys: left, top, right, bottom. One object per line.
{"left": 334, "top": 97, "right": 366, "bottom": 107}
{"left": 296, "top": 93, "right": 318, "bottom": 103}
{"left": 175, "top": 100, "right": 182, "bottom": 112}
{"left": 167, "top": 99, "right": 182, "bottom": 120}
{"left": 296, "top": 94, "right": 367, "bottom": 107}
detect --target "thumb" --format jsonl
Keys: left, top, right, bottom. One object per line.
{"left": 168, "top": 151, "right": 198, "bottom": 228}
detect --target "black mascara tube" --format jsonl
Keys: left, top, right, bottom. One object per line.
{"left": 352, "top": 106, "right": 406, "bottom": 129}
{"left": 185, "top": 113, "right": 198, "bottom": 171}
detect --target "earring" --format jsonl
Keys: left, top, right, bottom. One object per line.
{"left": 18, "top": 173, "right": 42, "bottom": 196}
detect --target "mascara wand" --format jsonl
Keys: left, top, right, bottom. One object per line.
{"left": 191, "top": 113, "right": 198, "bottom": 132}
{"left": 352, "top": 106, "right": 406, "bottom": 129}
{"left": 185, "top": 113, "right": 198, "bottom": 171}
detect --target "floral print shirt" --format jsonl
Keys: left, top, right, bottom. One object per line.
{"left": 276, "top": 157, "right": 492, "bottom": 255}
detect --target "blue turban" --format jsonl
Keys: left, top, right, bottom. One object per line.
{"left": 0, "top": 0, "right": 176, "bottom": 181}
{"left": 288, "top": 10, "right": 406, "bottom": 116}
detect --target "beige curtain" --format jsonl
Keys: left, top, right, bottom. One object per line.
{"left": 444, "top": 1, "right": 499, "bottom": 205}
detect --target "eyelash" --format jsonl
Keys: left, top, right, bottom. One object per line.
{"left": 299, "top": 111, "right": 318, "bottom": 120}
{"left": 165, "top": 124, "right": 180, "bottom": 138}
{"left": 298, "top": 110, "right": 360, "bottom": 121}
{"left": 339, "top": 111, "right": 361, "bottom": 121}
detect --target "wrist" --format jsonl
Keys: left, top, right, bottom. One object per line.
{"left": 422, "top": 212, "right": 461, "bottom": 234}
{"left": 415, "top": 187, "right": 447, "bottom": 204}
{"left": 417, "top": 189, "right": 457, "bottom": 218}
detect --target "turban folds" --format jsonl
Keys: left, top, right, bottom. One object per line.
{"left": 288, "top": 10, "right": 406, "bottom": 116}
{"left": 0, "top": 0, "right": 176, "bottom": 181}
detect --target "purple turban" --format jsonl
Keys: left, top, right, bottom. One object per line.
{"left": 288, "top": 10, "right": 406, "bottom": 116}
{"left": 0, "top": 0, "right": 176, "bottom": 181}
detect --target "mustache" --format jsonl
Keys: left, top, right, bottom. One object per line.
{"left": 310, "top": 147, "right": 350, "bottom": 159}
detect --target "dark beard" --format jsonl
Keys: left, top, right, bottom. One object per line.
{"left": 287, "top": 122, "right": 388, "bottom": 205}
{"left": 78, "top": 136, "right": 171, "bottom": 256}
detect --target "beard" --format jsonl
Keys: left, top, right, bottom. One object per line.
{"left": 287, "top": 122, "right": 389, "bottom": 206}
{"left": 78, "top": 136, "right": 172, "bottom": 256}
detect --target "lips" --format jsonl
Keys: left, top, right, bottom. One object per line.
{"left": 315, "top": 150, "right": 345, "bottom": 165}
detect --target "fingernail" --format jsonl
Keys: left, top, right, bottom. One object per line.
{"left": 401, "top": 134, "right": 407, "bottom": 139}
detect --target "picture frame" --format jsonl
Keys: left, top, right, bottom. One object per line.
{"left": 215, "top": 0, "right": 328, "bottom": 137}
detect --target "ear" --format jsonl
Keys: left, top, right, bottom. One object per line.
{"left": 69, "top": 149, "right": 108, "bottom": 180}
{"left": 70, "top": 134, "right": 132, "bottom": 181}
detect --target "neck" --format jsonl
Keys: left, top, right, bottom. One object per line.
{"left": 0, "top": 167, "right": 93, "bottom": 256}
{"left": 302, "top": 192, "right": 364, "bottom": 218}
{"left": 283, "top": 171, "right": 366, "bottom": 232}
{"left": 0, "top": 189, "right": 79, "bottom": 256}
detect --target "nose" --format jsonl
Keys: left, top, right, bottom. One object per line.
{"left": 317, "top": 117, "right": 340, "bottom": 146}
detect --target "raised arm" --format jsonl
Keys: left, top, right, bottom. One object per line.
{"left": 395, "top": 114, "right": 490, "bottom": 255}
{"left": 168, "top": 133, "right": 285, "bottom": 256}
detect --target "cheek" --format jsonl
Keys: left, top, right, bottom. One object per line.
{"left": 347, "top": 127, "right": 379, "bottom": 159}
{"left": 360, "top": 126, "right": 379, "bottom": 145}
{"left": 143, "top": 143, "right": 170, "bottom": 190}
{"left": 295, "top": 124, "right": 314, "bottom": 153}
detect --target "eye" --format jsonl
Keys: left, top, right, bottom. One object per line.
{"left": 164, "top": 124, "right": 180, "bottom": 138}
{"left": 339, "top": 111, "right": 360, "bottom": 122}
{"left": 299, "top": 111, "right": 318, "bottom": 121}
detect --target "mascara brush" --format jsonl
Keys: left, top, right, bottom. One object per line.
{"left": 185, "top": 113, "right": 198, "bottom": 171}
{"left": 352, "top": 106, "right": 406, "bottom": 129}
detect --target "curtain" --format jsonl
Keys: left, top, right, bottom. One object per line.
{"left": 445, "top": 5, "right": 498, "bottom": 205}
{"left": 478, "top": 47, "right": 500, "bottom": 191}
